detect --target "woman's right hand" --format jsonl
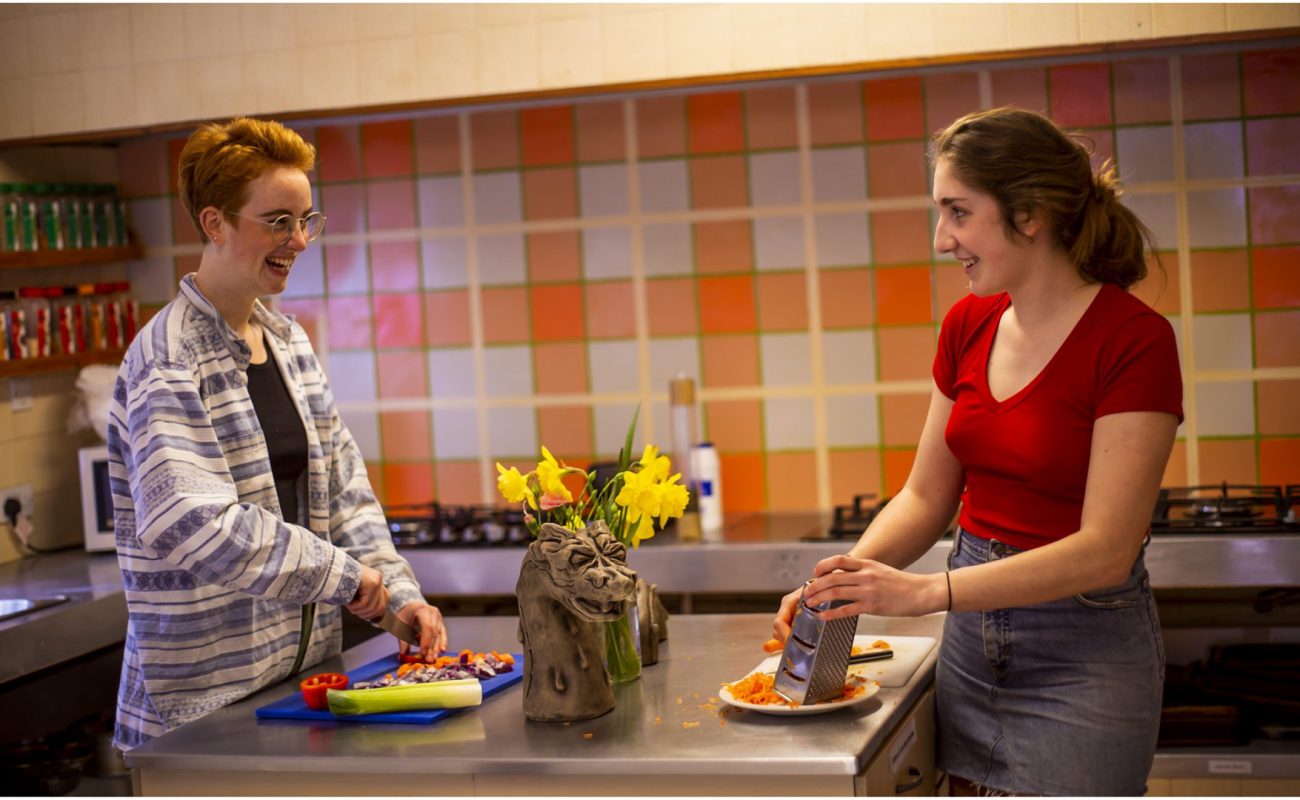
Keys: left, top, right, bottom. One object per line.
{"left": 771, "top": 585, "right": 804, "bottom": 643}
{"left": 346, "top": 565, "right": 390, "bottom": 621}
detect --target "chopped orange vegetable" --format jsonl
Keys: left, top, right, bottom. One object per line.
{"left": 582, "top": 732, "right": 594, "bottom": 739}
{"left": 762, "top": 638, "right": 784, "bottom": 654}
{"left": 682, "top": 721, "right": 700, "bottom": 729}
{"left": 871, "top": 639, "right": 890, "bottom": 650}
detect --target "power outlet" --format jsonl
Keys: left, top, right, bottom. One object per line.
{"left": 1, "top": 485, "right": 34, "bottom": 540}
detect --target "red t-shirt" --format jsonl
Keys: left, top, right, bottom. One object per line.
{"left": 933, "top": 283, "right": 1183, "bottom": 550}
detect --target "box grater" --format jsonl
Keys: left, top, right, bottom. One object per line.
{"left": 773, "top": 582, "right": 860, "bottom": 705}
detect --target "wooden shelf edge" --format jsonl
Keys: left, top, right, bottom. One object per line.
{"left": 0, "top": 349, "right": 125, "bottom": 379}
{"left": 0, "top": 244, "right": 143, "bottom": 271}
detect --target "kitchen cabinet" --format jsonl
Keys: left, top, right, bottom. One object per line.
{"left": 857, "top": 687, "right": 937, "bottom": 796}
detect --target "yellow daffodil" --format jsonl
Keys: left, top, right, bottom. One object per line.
{"left": 535, "top": 446, "right": 573, "bottom": 505}
{"left": 655, "top": 474, "right": 690, "bottom": 527}
{"left": 615, "top": 468, "right": 661, "bottom": 524}
{"left": 628, "top": 512, "right": 656, "bottom": 547}
{"left": 638, "top": 444, "right": 671, "bottom": 482}
{"left": 495, "top": 463, "right": 536, "bottom": 509}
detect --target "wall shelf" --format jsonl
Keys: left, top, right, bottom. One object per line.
{"left": 0, "top": 349, "right": 125, "bottom": 379}
{"left": 0, "top": 244, "right": 142, "bottom": 271}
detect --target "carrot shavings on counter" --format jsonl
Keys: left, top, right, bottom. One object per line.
{"left": 682, "top": 721, "right": 700, "bottom": 729}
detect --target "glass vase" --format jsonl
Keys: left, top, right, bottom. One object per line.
{"left": 602, "top": 593, "right": 642, "bottom": 684}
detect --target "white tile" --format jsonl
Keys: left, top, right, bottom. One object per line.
{"left": 1152, "top": 4, "right": 1226, "bottom": 37}
{"left": 343, "top": 409, "right": 381, "bottom": 462}
{"left": 416, "top": 30, "right": 479, "bottom": 102}
{"left": 749, "top": 151, "right": 801, "bottom": 207}
{"left": 664, "top": 4, "right": 731, "bottom": 78}
{"left": 642, "top": 222, "right": 693, "bottom": 277}
{"left": 539, "top": 16, "right": 602, "bottom": 88}
{"left": 81, "top": 65, "right": 135, "bottom": 134}
{"left": 476, "top": 233, "right": 526, "bottom": 286}
{"left": 282, "top": 244, "right": 324, "bottom": 299}
{"left": 239, "top": 4, "right": 298, "bottom": 54}
{"left": 0, "top": 15, "right": 28, "bottom": 77}
{"left": 1115, "top": 126, "right": 1175, "bottom": 184}
{"left": 582, "top": 227, "right": 633, "bottom": 280}
{"left": 797, "top": 4, "right": 868, "bottom": 67}
{"left": 579, "top": 164, "right": 629, "bottom": 217}
{"left": 1227, "top": 2, "right": 1300, "bottom": 30}
{"left": 536, "top": 4, "right": 596, "bottom": 23}
{"left": 0, "top": 77, "right": 33, "bottom": 140}
{"left": 193, "top": 55, "right": 246, "bottom": 121}
{"left": 78, "top": 6, "right": 131, "bottom": 69}
{"left": 812, "top": 147, "right": 867, "bottom": 203}
{"left": 729, "top": 4, "right": 802, "bottom": 73}
{"left": 600, "top": 10, "right": 667, "bottom": 84}
{"left": 1192, "top": 313, "right": 1252, "bottom": 371}
{"left": 427, "top": 348, "right": 477, "bottom": 399}
{"left": 929, "top": 3, "right": 1009, "bottom": 57}
{"left": 421, "top": 235, "right": 469, "bottom": 289}
{"left": 242, "top": 49, "right": 301, "bottom": 117}
{"left": 648, "top": 337, "right": 701, "bottom": 395}
{"left": 298, "top": 42, "right": 360, "bottom": 113}
{"left": 328, "top": 351, "right": 378, "bottom": 404}
{"left": 1078, "top": 3, "right": 1152, "bottom": 42}
{"left": 27, "top": 11, "right": 79, "bottom": 74}
{"left": 1196, "top": 381, "right": 1256, "bottom": 437}
{"left": 1121, "top": 193, "right": 1177, "bottom": 252}
{"left": 764, "top": 396, "right": 816, "bottom": 450}
{"left": 418, "top": 176, "right": 465, "bottom": 228}
{"left": 588, "top": 339, "right": 641, "bottom": 394}
{"left": 1184, "top": 122, "right": 1244, "bottom": 181}
{"left": 822, "top": 330, "right": 877, "bottom": 385}
{"left": 478, "top": 4, "right": 537, "bottom": 28}
{"left": 825, "top": 393, "right": 880, "bottom": 447}
{"left": 476, "top": 24, "right": 540, "bottom": 95}
{"left": 483, "top": 346, "right": 533, "bottom": 397}
{"left": 416, "top": 4, "right": 477, "bottom": 34}
{"left": 433, "top": 407, "right": 482, "bottom": 459}
{"left": 760, "top": 332, "right": 812, "bottom": 387}
{"left": 132, "top": 61, "right": 198, "bottom": 127}
{"left": 355, "top": 3, "right": 418, "bottom": 40}
{"left": 866, "top": 3, "right": 935, "bottom": 60}
{"left": 295, "top": 4, "right": 354, "bottom": 45}
{"left": 814, "top": 212, "right": 871, "bottom": 268}
{"left": 754, "top": 216, "right": 806, "bottom": 272}
{"left": 1187, "top": 188, "right": 1247, "bottom": 249}
{"left": 638, "top": 160, "right": 689, "bottom": 213}
{"left": 130, "top": 5, "right": 185, "bottom": 64}
{"left": 126, "top": 257, "right": 174, "bottom": 305}
{"left": 594, "top": 402, "right": 644, "bottom": 458}
{"left": 473, "top": 172, "right": 522, "bottom": 225}
{"left": 182, "top": 4, "right": 241, "bottom": 60}
{"left": 1005, "top": 3, "right": 1079, "bottom": 50}
{"left": 357, "top": 36, "right": 420, "bottom": 106}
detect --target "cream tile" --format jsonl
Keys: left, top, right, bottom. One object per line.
{"left": 476, "top": 3, "right": 536, "bottom": 28}
{"left": 797, "top": 4, "right": 869, "bottom": 68}
{"left": 765, "top": 396, "right": 816, "bottom": 450}
{"left": 0, "top": 14, "right": 28, "bottom": 77}
{"left": 1196, "top": 381, "right": 1255, "bottom": 437}
{"left": 182, "top": 4, "right": 242, "bottom": 60}
{"left": 1078, "top": 3, "right": 1152, "bottom": 42}
{"left": 130, "top": 4, "right": 185, "bottom": 63}
{"left": 27, "top": 11, "right": 80, "bottom": 75}
{"left": 298, "top": 42, "right": 359, "bottom": 112}
{"left": 476, "top": 24, "right": 540, "bottom": 95}
{"left": 242, "top": 49, "right": 302, "bottom": 116}
{"left": 355, "top": 3, "right": 417, "bottom": 41}
{"left": 931, "top": 4, "right": 1009, "bottom": 57}
{"left": 416, "top": 29, "right": 479, "bottom": 100}
{"left": 0, "top": 77, "right": 33, "bottom": 141}
{"left": 1152, "top": 4, "right": 1227, "bottom": 37}
{"left": 539, "top": 16, "right": 602, "bottom": 88}
{"left": 239, "top": 4, "right": 298, "bottom": 53}
{"left": 133, "top": 60, "right": 199, "bottom": 127}
{"left": 1192, "top": 313, "right": 1253, "bottom": 371}
{"left": 415, "top": 4, "right": 476, "bottom": 34}
{"left": 730, "top": 4, "right": 802, "bottom": 73}
{"left": 29, "top": 71, "right": 83, "bottom": 135}
{"left": 294, "top": 4, "right": 355, "bottom": 46}
{"left": 1005, "top": 3, "right": 1080, "bottom": 49}
{"left": 357, "top": 36, "right": 420, "bottom": 105}
{"left": 81, "top": 65, "right": 136, "bottom": 133}
{"left": 866, "top": 3, "right": 935, "bottom": 60}
{"left": 600, "top": 10, "right": 667, "bottom": 84}
{"left": 1227, "top": 3, "right": 1300, "bottom": 30}
{"left": 537, "top": 4, "right": 599, "bottom": 23}
{"left": 193, "top": 55, "right": 246, "bottom": 121}
{"left": 664, "top": 5, "right": 731, "bottom": 78}
{"left": 78, "top": 6, "right": 132, "bottom": 69}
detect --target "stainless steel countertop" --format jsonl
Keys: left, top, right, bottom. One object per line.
{"left": 123, "top": 613, "right": 943, "bottom": 776}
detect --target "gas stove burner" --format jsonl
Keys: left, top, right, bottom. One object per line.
{"left": 802, "top": 494, "right": 891, "bottom": 541}
{"left": 1152, "top": 483, "right": 1293, "bottom": 534}
{"left": 1189, "top": 497, "right": 1262, "bottom": 522}
{"left": 384, "top": 502, "right": 535, "bottom": 548}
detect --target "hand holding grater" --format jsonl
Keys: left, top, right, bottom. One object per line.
{"left": 774, "top": 581, "right": 861, "bottom": 705}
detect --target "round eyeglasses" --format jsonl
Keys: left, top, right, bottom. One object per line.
{"left": 232, "top": 211, "right": 327, "bottom": 245}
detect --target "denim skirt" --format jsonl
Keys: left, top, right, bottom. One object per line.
{"left": 936, "top": 528, "right": 1165, "bottom": 796}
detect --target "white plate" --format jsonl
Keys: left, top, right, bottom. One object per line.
{"left": 717, "top": 673, "right": 880, "bottom": 716}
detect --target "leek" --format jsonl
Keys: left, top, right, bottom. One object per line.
{"left": 326, "top": 678, "right": 483, "bottom": 716}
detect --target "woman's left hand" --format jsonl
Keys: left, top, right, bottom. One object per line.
{"left": 801, "top": 555, "right": 948, "bottom": 619}
{"left": 396, "top": 600, "right": 448, "bottom": 661}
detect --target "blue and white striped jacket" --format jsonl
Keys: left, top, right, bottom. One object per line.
{"left": 108, "top": 273, "right": 423, "bottom": 749}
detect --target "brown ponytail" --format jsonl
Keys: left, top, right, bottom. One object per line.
{"left": 930, "top": 107, "right": 1160, "bottom": 289}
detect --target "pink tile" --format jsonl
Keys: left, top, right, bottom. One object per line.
{"left": 807, "top": 80, "right": 864, "bottom": 146}
{"left": 362, "top": 119, "right": 415, "bottom": 178}
{"left": 369, "top": 239, "right": 420, "bottom": 292}
{"left": 867, "top": 142, "right": 927, "bottom": 198}
{"left": 320, "top": 183, "right": 366, "bottom": 234}
{"left": 324, "top": 243, "right": 368, "bottom": 295}
{"left": 1250, "top": 186, "right": 1300, "bottom": 246}
{"left": 1181, "top": 53, "right": 1241, "bottom": 121}
{"left": 366, "top": 179, "right": 416, "bottom": 231}
{"left": 278, "top": 298, "right": 324, "bottom": 350}
{"left": 744, "top": 86, "right": 798, "bottom": 150}
{"left": 327, "top": 296, "right": 373, "bottom": 350}
{"left": 373, "top": 293, "right": 424, "bottom": 349}
{"left": 1050, "top": 63, "right": 1112, "bottom": 128}
{"left": 924, "top": 71, "right": 981, "bottom": 135}
{"left": 1246, "top": 117, "right": 1300, "bottom": 177}
{"left": 117, "top": 138, "right": 170, "bottom": 198}
{"left": 316, "top": 124, "right": 363, "bottom": 182}
{"left": 1113, "top": 58, "right": 1171, "bottom": 124}
{"left": 415, "top": 115, "right": 462, "bottom": 174}
{"left": 636, "top": 95, "right": 687, "bottom": 158}
{"left": 990, "top": 67, "right": 1047, "bottom": 113}
{"left": 575, "top": 101, "right": 626, "bottom": 162}
{"left": 469, "top": 109, "right": 520, "bottom": 170}
{"left": 1243, "top": 47, "right": 1300, "bottom": 116}
{"left": 377, "top": 351, "right": 428, "bottom": 398}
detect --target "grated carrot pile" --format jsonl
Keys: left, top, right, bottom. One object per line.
{"left": 722, "top": 672, "right": 797, "bottom": 707}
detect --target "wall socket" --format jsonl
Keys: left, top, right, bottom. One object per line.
{"left": 1, "top": 484, "right": 34, "bottom": 536}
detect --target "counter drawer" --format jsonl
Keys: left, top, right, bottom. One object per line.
{"left": 857, "top": 687, "right": 936, "bottom": 797}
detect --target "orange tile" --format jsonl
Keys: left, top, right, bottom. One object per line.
{"left": 933, "top": 264, "right": 970, "bottom": 318}
{"left": 924, "top": 71, "right": 981, "bottom": 136}
{"left": 373, "top": 294, "right": 424, "bottom": 349}
{"left": 369, "top": 239, "right": 420, "bottom": 292}
{"left": 316, "top": 123, "right": 362, "bottom": 182}
{"left": 690, "top": 156, "right": 748, "bottom": 209}
{"left": 1260, "top": 438, "right": 1300, "bottom": 486}
{"left": 719, "top": 452, "right": 766, "bottom": 513}
{"left": 533, "top": 342, "right": 588, "bottom": 395}
{"left": 382, "top": 462, "right": 436, "bottom": 506}
{"left": 703, "top": 399, "right": 762, "bottom": 452}
{"left": 645, "top": 278, "right": 699, "bottom": 336}
{"left": 414, "top": 115, "right": 462, "bottom": 174}
{"left": 1258, "top": 380, "right": 1300, "bottom": 435}
{"left": 362, "top": 119, "right": 414, "bottom": 178}
{"left": 1196, "top": 439, "right": 1258, "bottom": 485}
{"left": 698, "top": 275, "right": 757, "bottom": 334}
{"left": 381, "top": 410, "right": 432, "bottom": 461}
{"left": 881, "top": 393, "right": 929, "bottom": 447}
{"left": 808, "top": 80, "right": 864, "bottom": 146}
{"left": 469, "top": 109, "right": 519, "bottom": 170}
{"left": 480, "top": 286, "right": 531, "bottom": 344}
{"left": 367, "top": 460, "right": 387, "bottom": 505}
{"left": 864, "top": 76, "right": 924, "bottom": 142}
{"left": 424, "top": 290, "right": 472, "bottom": 346}
{"left": 636, "top": 95, "right": 687, "bottom": 158}
{"left": 171, "top": 196, "right": 200, "bottom": 246}
{"left": 766, "top": 451, "right": 820, "bottom": 511}
{"left": 1129, "top": 253, "right": 1181, "bottom": 315}
{"left": 877, "top": 325, "right": 937, "bottom": 381}
{"left": 990, "top": 67, "right": 1047, "bottom": 114}
{"left": 882, "top": 447, "right": 917, "bottom": 497}
{"left": 745, "top": 86, "right": 798, "bottom": 150}
{"left": 1112, "top": 58, "right": 1171, "bottom": 125}
{"left": 756, "top": 272, "right": 808, "bottom": 331}
{"left": 1180, "top": 53, "right": 1241, "bottom": 121}
{"left": 527, "top": 230, "right": 581, "bottom": 282}
{"left": 586, "top": 280, "right": 637, "bottom": 339}
{"left": 1246, "top": 117, "right": 1300, "bottom": 178}
{"left": 1162, "top": 439, "right": 1188, "bottom": 487}
{"left": 530, "top": 283, "right": 585, "bottom": 341}
{"left": 1255, "top": 310, "right": 1300, "bottom": 368}
{"left": 377, "top": 351, "right": 427, "bottom": 398}
{"left": 875, "top": 267, "right": 933, "bottom": 326}
{"left": 520, "top": 105, "right": 575, "bottom": 166}
{"left": 575, "top": 101, "right": 626, "bottom": 162}
{"left": 694, "top": 220, "right": 753, "bottom": 274}
{"left": 367, "top": 179, "right": 416, "bottom": 230}
{"left": 1249, "top": 186, "right": 1300, "bottom": 246}
{"left": 433, "top": 460, "right": 484, "bottom": 505}
{"left": 867, "top": 142, "right": 927, "bottom": 198}
{"left": 871, "top": 209, "right": 932, "bottom": 265}
{"left": 1253, "top": 246, "right": 1300, "bottom": 309}
{"left": 1189, "top": 250, "right": 1249, "bottom": 313}
{"left": 1049, "top": 63, "right": 1112, "bottom": 128}
{"left": 701, "top": 334, "right": 760, "bottom": 387}
{"left": 1242, "top": 47, "right": 1300, "bottom": 116}
{"left": 327, "top": 296, "right": 372, "bottom": 350}
{"left": 829, "top": 448, "right": 883, "bottom": 507}
{"left": 687, "top": 90, "right": 745, "bottom": 154}
{"left": 537, "top": 405, "right": 593, "bottom": 460}
{"left": 522, "top": 167, "right": 577, "bottom": 220}
{"left": 820, "top": 268, "right": 874, "bottom": 329}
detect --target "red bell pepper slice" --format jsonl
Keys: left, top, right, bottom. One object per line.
{"left": 300, "top": 672, "right": 349, "bottom": 710}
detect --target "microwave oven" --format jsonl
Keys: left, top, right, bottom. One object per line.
{"left": 79, "top": 444, "right": 115, "bottom": 552}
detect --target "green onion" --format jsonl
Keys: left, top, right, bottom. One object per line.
{"left": 326, "top": 679, "right": 483, "bottom": 716}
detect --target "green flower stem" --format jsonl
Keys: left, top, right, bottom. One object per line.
{"left": 603, "top": 611, "right": 641, "bottom": 684}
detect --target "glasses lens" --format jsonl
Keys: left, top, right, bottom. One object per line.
{"left": 303, "top": 213, "right": 326, "bottom": 242}
{"left": 270, "top": 214, "right": 294, "bottom": 244}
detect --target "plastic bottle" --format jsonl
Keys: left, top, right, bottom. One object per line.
{"left": 90, "top": 185, "right": 112, "bottom": 247}
{"left": 668, "top": 374, "right": 702, "bottom": 542}
{"left": 48, "top": 286, "right": 77, "bottom": 355}
{"left": 113, "top": 188, "right": 129, "bottom": 246}
{"left": 97, "top": 282, "right": 123, "bottom": 349}
{"left": 113, "top": 281, "right": 138, "bottom": 344}
{"left": 15, "top": 184, "right": 39, "bottom": 252}
{"left": 0, "top": 289, "right": 16, "bottom": 359}
{"left": 1, "top": 184, "right": 20, "bottom": 253}
{"left": 691, "top": 442, "right": 724, "bottom": 541}
{"left": 17, "top": 286, "right": 50, "bottom": 358}
{"left": 34, "top": 184, "right": 64, "bottom": 251}
{"left": 54, "top": 183, "right": 82, "bottom": 249}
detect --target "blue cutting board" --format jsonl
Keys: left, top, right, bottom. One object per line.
{"left": 255, "top": 652, "right": 524, "bottom": 724}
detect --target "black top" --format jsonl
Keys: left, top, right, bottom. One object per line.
{"left": 246, "top": 341, "right": 309, "bottom": 525}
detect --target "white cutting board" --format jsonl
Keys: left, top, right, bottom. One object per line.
{"left": 756, "top": 634, "right": 937, "bottom": 689}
